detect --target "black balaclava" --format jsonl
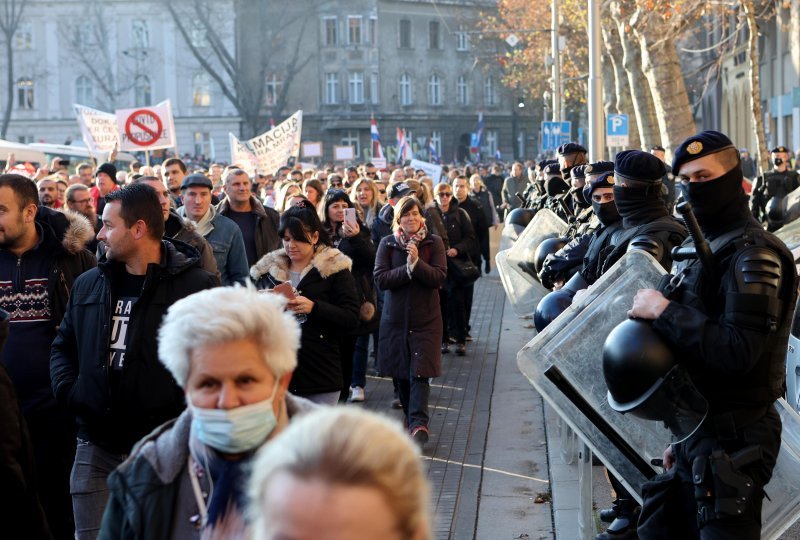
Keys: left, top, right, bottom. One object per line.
{"left": 545, "top": 175, "right": 570, "bottom": 197}
{"left": 681, "top": 165, "right": 749, "bottom": 237}
{"left": 612, "top": 181, "right": 668, "bottom": 228}
{"left": 592, "top": 200, "right": 621, "bottom": 227}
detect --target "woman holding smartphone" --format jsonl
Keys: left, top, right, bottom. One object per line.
{"left": 322, "top": 190, "right": 378, "bottom": 402}
{"left": 374, "top": 196, "right": 447, "bottom": 446}
{"left": 251, "top": 201, "right": 360, "bottom": 405}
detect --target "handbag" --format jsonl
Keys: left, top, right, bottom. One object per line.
{"left": 447, "top": 256, "right": 480, "bottom": 286}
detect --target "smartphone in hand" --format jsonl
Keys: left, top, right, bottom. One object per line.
{"left": 344, "top": 208, "right": 357, "bottom": 229}
{"left": 272, "top": 281, "right": 295, "bottom": 300}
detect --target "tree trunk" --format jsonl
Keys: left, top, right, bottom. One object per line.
{"left": 610, "top": 1, "right": 661, "bottom": 150}
{"left": 743, "top": 0, "right": 770, "bottom": 176}
{"left": 634, "top": 25, "right": 696, "bottom": 156}
{"left": 1, "top": 35, "right": 13, "bottom": 139}
{"left": 601, "top": 52, "right": 617, "bottom": 117}
{"left": 603, "top": 24, "right": 641, "bottom": 150}
{"left": 791, "top": 0, "right": 800, "bottom": 101}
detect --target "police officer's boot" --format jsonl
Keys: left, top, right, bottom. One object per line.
{"left": 598, "top": 499, "right": 620, "bottom": 523}
{"left": 595, "top": 499, "right": 639, "bottom": 540}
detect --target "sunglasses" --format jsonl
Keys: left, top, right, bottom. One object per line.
{"left": 378, "top": 189, "right": 386, "bottom": 195}
{"left": 437, "top": 192, "right": 453, "bottom": 198}
{"left": 330, "top": 182, "right": 343, "bottom": 187}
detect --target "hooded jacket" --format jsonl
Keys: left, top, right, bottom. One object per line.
{"left": 50, "top": 239, "right": 218, "bottom": 454}
{"left": 250, "top": 247, "right": 360, "bottom": 395}
{"left": 98, "top": 395, "right": 316, "bottom": 540}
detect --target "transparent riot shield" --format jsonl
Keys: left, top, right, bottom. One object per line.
{"left": 783, "top": 184, "right": 800, "bottom": 226}
{"left": 517, "top": 250, "right": 800, "bottom": 537}
{"left": 496, "top": 210, "right": 569, "bottom": 317}
{"left": 775, "top": 218, "right": 800, "bottom": 273}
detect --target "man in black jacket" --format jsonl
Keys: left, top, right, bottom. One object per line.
{"left": 453, "top": 175, "right": 485, "bottom": 340}
{"left": 0, "top": 175, "right": 96, "bottom": 539}
{"left": 50, "top": 183, "right": 217, "bottom": 539}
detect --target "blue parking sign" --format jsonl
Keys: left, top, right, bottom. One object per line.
{"left": 606, "top": 114, "right": 629, "bottom": 147}
{"left": 541, "top": 121, "right": 572, "bottom": 152}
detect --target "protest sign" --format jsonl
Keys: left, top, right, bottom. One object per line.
{"left": 232, "top": 111, "right": 303, "bottom": 175}
{"left": 74, "top": 104, "right": 119, "bottom": 154}
{"left": 229, "top": 133, "right": 259, "bottom": 177}
{"left": 410, "top": 158, "right": 443, "bottom": 184}
{"left": 115, "top": 100, "right": 176, "bottom": 151}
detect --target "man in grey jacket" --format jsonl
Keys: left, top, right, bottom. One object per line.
{"left": 501, "top": 162, "right": 527, "bottom": 213}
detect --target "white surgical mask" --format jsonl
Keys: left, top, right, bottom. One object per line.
{"left": 190, "top": 380, "right": 280, "bottom": 454}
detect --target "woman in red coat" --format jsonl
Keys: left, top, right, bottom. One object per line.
{"left": 374, "top": 196, "right": 447, "bottom": 446}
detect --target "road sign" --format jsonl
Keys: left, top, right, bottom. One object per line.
{"left": 541, "top": 121, "right": 571, "bottom": 152}
{"left": 607, "top": 114, "right": 629, "bottom": 147}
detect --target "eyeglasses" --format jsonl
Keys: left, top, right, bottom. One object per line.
{"left": 437, "top": 192, "right": 453, "bottom": 198}
{"left": 71, "top": 198, "right": 93, "bottom": 205}
{"left": 330, "top": 182, "right": 343, "bottom": 188}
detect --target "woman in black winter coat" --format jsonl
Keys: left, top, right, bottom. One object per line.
{"left": 322, "top": 189, "right": 378, "bottom": 403}
{"left": 432, "top": 182, "right": 477, "bottom": 356}
{"left": 250, "top": 201, "right": 360, "bottom": 405}
{"left": 375, "top": 196, "right": 447, "bottom": 446}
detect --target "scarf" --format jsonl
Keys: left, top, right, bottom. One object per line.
{"left": 395, "top": 222, "right": 428, "bottom": 248}
{"left": 180, "top": 205, "right": 216, "bottom": 237}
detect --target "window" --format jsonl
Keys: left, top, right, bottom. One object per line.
{"left": 342, "top": 130, "right": 361, "bottom": 156}
{"left": 17, "top": 135, "right": 34, "bottom": 144}
{"left": 194, "top": 132, "right": 211, "bottom": 157}
{"left": 13, "top": 22, "right": 32, "bottom": 50}
{"left": 75, "top": 76, "right": 94, "bottom": 106}
{"left": 485, "top": 129, "right": 498, "bottom": 156}
{"left": 399, "top": 73, "right": 413, "bottom": 106}
{"left": 429, "top": 21, "right": 441, "bottom": 50}
{"left": 192, "top": 73, "right": 211, "bottom": 107}
{"left": 368, "top": 16, "right": 377, "bottom": 45}
{"left": 265, "top": 73, "right": 282, "bottom": 107}
{"left": 16, "top": 78, "right": 33, "bottom": 109}
{"left": 325, "top": 73, "right": 339, "bottom": 104}
{"left": 323, "top": 16, "right": 337, "bottom": 46}
{"left": 457, "top": 75, "right": 469, "bottom": 105}
{"left": 456, "top": 24, "right": 470, "bottom": 51}
{"left": 428, "top": 74, "right": 441, "bottom": 106}
{"left": 134, "top": 75, "right": 151, "bottom": 106}
{"left": 348, "top": 16, "right": 362, "bottom": 45}
{"left": 370, "top": 73, "right": 379, "bottom": 105}
{"left": 431, "top": 131, "right": 442, "bottom": 158}
{"left": 131, "top": 19, "right": 149, "bottom": 49}
{"left": 484, "top": 76, "right": 497, "bottom": 106}
{"left": 399, "top": 19, "right": 412, "bottom": 48}
{"left": 190, "top": 23, "right": 206, "bottom": 48}
{"left": 349, "top": 72, "right": 364, "bottom": 104}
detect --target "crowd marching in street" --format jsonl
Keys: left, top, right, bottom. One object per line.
{"left": 2, "top": 120, "right": 800, "bottom": 539}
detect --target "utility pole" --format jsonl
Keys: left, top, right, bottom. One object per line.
{"left": 551, "top": 0, "right": 561, "bottom": 122}
{"left": 587, "top": 0, "right": 604, "bottom": 160}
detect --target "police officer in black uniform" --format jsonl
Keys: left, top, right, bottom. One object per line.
{"left": 541, "top": 162, "right": 573, "bottom": 221}
{"left": 750, "top": 145, "right": 800, "bottom": 230}
{"left": 650, "top": 145, "right": 678, "bottom": 212}
{"left": 628, "top": 131, "right": 798, "bottom": 539}
{"left": 557, "top": 142, "right": 589, "bottom": 180}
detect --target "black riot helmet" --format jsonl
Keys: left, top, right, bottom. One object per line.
{"left": 505, "top": 207, "right": 536, "bottom": 236}
{"left": 532, "top": 236, "right": 567, "bottom": 277}
{"left": 603, "top": 319, "right": 708, "bottom": 441}
{"left": 534, "top": 289, "right": 573, "bottom": 331}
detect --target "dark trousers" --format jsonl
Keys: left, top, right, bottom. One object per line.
{"left": 26, "top": 406, "right": 76, "bottom": 540}
{"left": 395, "top": 376, "right": 430, "bottom": 430}
{"left": 70, "top": 439, "right": 127, "bottom": 540}
{"left": 439, "top": 288, "right": 449, "bottom": 344}
{"left": 464, "top": 282, "right": 474, "bottom": 333}
{"left": 479, "top": 229, "right": 491, "bottom": 269}
{"left": 638, "top": 407, "right": 781, "bottom": 539}
{"left": 351, "top": 334, "right": 370, "bottom": 388}
{"left": 339, "top": 335, "right": 356, "bottom": 402}
{"left": 447, "top": 282, "right": 467, "bottom": 344}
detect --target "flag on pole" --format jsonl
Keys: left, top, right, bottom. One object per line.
{"left": 396, "top": 127, "right": 411, "bottom": 164}
{"left": 371, "top": 115, "right": 385, "bottom": 159}
{"left": 495, "top": 148, "right": 502, "bottom": 160}
{"left": 469, "top": 112, "right": 485, "bottom": 162}
{"left": 428, "top": 138, "right": 440, "bottom": 164}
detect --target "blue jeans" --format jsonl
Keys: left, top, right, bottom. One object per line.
{"left": 395, "top": 376, "right": 430, "bottom": 430}
{"left": 70, "top": 439, "right": 127, "bottom": 540}
{"left": 351, "top": 334, "right": 370, "bottom": 388}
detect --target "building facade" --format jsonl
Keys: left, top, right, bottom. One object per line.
{"left": 1, "top": 0, "right": 531, "bottom": 166}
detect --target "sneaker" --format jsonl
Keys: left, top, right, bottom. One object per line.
{"left": 349, "top": 386, "right": 365, "bottom": 402}
{"left": 391, "top": 398, "right": 403, "bottom": 409}
{"left": 441, "top": 343, "right": 450, "bottom": 354}
{"left": 410, "top": 425, "right": 429, "bottom": 447}
{"left": 448, "top": 336, "right": 457, "bottom": 344}
{"left": 456, "top": 343, "right": 466, "bottom": 356}
{"left": 466, "top": 333, "right": 473, "bottom": 342}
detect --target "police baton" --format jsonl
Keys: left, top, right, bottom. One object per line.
{"left": 670, "top": 201, "right": 715, "bottom": 280}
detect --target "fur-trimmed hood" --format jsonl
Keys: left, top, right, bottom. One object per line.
{"left": 59, "top": 209, "right": 95, "bottom": 254}
{"left": 250, "top": 246, "right": 352, "bottom": 283}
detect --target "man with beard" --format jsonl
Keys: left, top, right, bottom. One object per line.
{"left": 629, "top": 131, "right": 797, "bottom": 539}
{"left": 37, "top": 177, "right": 58, "bottom": 208}
{"left": 50, "top": 183, "right": 216, "bottom": 539}
{"left": 65, "top": 184, "right": 102, "bottom": 253}
{"left": 0, "top": 174, "right": 95, "bottom": 539}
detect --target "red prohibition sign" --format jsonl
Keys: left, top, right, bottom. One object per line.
{"left": 125, "top": 109, "right": 163, "bottom": 147}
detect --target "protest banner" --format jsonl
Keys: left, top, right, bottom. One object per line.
{"left": 301, "top": 141, "right": 322, "bottom": 158}
{"left": 334, "top": 145, "right": 355, "bottom": 162}
{"left": 229, "top": 133, "right": 260, "bottom": 177}
{"left": 115, "top": 100, "right": 176, "bottom": 152}
{"left": 231, "top": 111, "right": 303, "bottom": 175}
{"left": 74, "top": 104, "right": 119, "bottom": 155}
{"left": 410, "top": 158, "right": 443, "bottom": 184}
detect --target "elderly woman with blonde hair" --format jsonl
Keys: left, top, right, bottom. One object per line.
{"left": 98, "top": 287, "right": 314, "bottom": 540}
{"left": 248, "top": 407, "right": 433, "bottom": 540}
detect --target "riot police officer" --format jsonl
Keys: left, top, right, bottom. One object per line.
{"left": 628, "top": 131, "right": 798, "bottom": 538}
{"left": 750, "top": 145, "right": 800, "bottom": 230}
{"left": 557, "top": 141, "right": 589, "bottom": 180}
{"left": 650, "top": 145, "right": 677, "bottom": 211}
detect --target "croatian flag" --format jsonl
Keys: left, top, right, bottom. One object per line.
{"left": 396, "top": 127, "right": 411, "bottom": 164}
{"left": 371, "top": 116, "right": 385, "bottom": 159}
{"left": 428, "top": 138, "right": 440, "bottom": 164}
{"left": 470, "top": 112, "right": 485, "bottom": 161}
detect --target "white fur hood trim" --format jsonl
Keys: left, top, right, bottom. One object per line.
{"left": 250, "top": 246, "right": 352, "bottom": 282}
{"left": 60, "top": 209, "right": 95, "bottom": 255}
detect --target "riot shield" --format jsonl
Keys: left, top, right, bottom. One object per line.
{"left": 775, "top": 218, "right": 800, "bottom": 273}
{"left": 782, "top": 184, "right": 800, "bottom": 226}
{"left": 496, "top": 250, "right": 547, "bottom": 317}
{"left": 506, "top": 209, "right": 569, "bottom": 279}
{"left": 517, "top": 250, "right": 800, "bottom": 537}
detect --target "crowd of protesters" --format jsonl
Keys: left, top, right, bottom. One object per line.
{"left": 0, "top": 150, "right": 522, "bottom": 538}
